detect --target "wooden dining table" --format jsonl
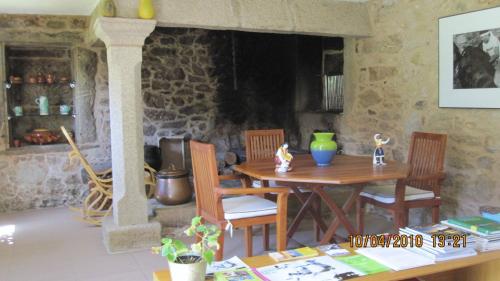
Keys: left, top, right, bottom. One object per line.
{"left": 232, "top": 154, "right": 410, "bottom": 244}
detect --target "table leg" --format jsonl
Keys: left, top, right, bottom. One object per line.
{"left": 292, "top": 186, "right": 328, "bottom": 233}
{"left": 393, "top": 179, "right": 407, "bottom": 231}
{"left": 286, "top": 186, "right": 328, "bottom": 239}
{"left": 318, "top": 186, "right": 363, "bottom": 245}
{"left": 261, "top": 180, "right": 270, "bottom": 250}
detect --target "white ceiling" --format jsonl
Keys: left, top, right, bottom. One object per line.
{"left": 0, "top": 0, "right": 100, "bottom": 16}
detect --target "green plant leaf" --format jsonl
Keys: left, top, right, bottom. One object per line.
{"left": 207, "top": 235, "right": 218, "bottom": 243}
{"left": 196, "top": 225, "right": 207, "bottom": 233}
{"left": 151, "top": 246, "right": 161, "bottom": 255}
{"left": 191, "top": 216, "right": 202, "bottom": 226}
{"left": 161, "top": 245, "right": 173, "bottom": 257}
{"left": 203, "top": 250, "right": 215, "bottom": 264}
{"left": 207, "top": 239, "right": 219, "bottom": 250}
{"left": 191, "top": 243, "right": 202, "bottom": 253}
{"left": 166, "top": 252, "right": 177, "bottom": 262}
{"left": 184, "top": 228, "right": 195, "bottom": 236}
{"left": 172, "top": 240, "right": 188, "bottom": 252}
{"left": 161, "top": 237, "right": 172, "bottom": 245}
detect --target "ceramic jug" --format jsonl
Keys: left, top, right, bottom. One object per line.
{"left": 35, "top": 96, "right": 49, "bottom": 115}
{"left": 310, "top": 132, "right": 337, "bottom": 166}
{"left": 138, "top": 0, "right": 155, "bottom": 19}
{"left": 101, "top": 0, "right": 116, "bottom": 17}
{"left": 12, "top": 106, "right": 23, "bottom": 116}
{"left": 59, "top": 104, "right": 71, "bottom": 115}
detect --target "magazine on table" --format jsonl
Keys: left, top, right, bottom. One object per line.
{"left": 214, "top": 267, "right": 267, "bottom": 281}
{"left": 268, "top": 247, "right": 319, "bottom": 262}
{"left": 334, "top": 254, "right": 390, "bottom": 274}
{"left": 316, "top": 244, "right": 350, "bottom": 257}
{"left": 206, "top": 256, "right": 250, "bottom": 276}
{"left": 256, "top": 255, "right": 365, "bottom": 281}
{"left": 355, "top": 246, "right": 434, "bottom": 271}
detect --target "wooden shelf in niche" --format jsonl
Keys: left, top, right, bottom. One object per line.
{"left": 9, "top": 114, "right": 76, "bottom": 118}
{"left": 4, "top": 44, "right": 75, "bottom": 148}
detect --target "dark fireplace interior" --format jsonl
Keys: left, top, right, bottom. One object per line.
{"left": 212, "top": 32, "right": 343, "bottom": 163}
{"left": 141, "top": 27, "right": 344, "bottom": 172}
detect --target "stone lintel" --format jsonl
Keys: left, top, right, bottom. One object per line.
{"left": 114, "top": 0, "right": 372, "bottom": 37}
{"left": 93, "top": 17, "right": 157, "bottom": 47}
{"left": 102, "top": 216, "right": 161, "bottom": 254}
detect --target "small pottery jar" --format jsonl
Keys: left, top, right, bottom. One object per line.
{"left": 13, "top": 139, "right": 21, "bottom": 148}
{"left": 138, "top": 0, "right": 155, "bottom": 19}
{"left": 46, "top": 73, "right": 55, "bottom": 84}
{"left": 36, "top": 73, "right": 46, "bottom": 84}
{"left": 310, "top": 132, "right": 337, "bottom": 166}
{"left": 101, "top": 0, "right": 116, "bottom": 17}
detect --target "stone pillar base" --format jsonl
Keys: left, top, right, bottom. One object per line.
{"left": 102, "top": 216, "right": 161, "bottom": 254}
{"left": 152, "top": 200, "right": 196, "bottom": 227}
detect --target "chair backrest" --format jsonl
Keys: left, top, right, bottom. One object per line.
{"left": 406, "top": 132, "right": 447, "bottom": 193}
{"left": 245, "top": 129, "right": 285, "bottom": 162}
{"left": 190, "top": 140, "right": 224, "bottom": 221}
{"left": 60, "top": 126, "right": 104, "bottom": 186}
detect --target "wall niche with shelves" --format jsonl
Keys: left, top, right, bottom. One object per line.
{"left": 5, "top": 45, "right": 75, "bottom": 147}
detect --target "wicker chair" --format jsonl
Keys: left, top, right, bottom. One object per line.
{"left": 61, "top": 126, "right": 156, "bottom": 225}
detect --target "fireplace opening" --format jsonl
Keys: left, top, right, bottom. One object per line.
{"left": 141, "top": 28, "right": 344, "bottom": 172}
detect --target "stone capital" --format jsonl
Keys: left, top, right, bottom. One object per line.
{"left": 94, "top": 17, "right": 156, "bottom": 47}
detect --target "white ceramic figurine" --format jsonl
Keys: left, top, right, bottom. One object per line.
{"left": 373, "top": 133, "right": 390, "bottom": 166}
{"left": 275, "top": 143, "right": 293, "bottom": 173}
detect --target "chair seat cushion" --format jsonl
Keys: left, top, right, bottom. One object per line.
{"left": 223, "top": 195, "right": 277, "bottom": 220}
{"left": 360, "top": 185, "right": 435, "bottom": 204}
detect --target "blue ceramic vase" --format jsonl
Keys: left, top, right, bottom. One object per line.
{"left": 310, "top": 132, "right": 337, "bottom": 166}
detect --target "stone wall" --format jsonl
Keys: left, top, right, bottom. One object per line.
{"left": 0, "top": 15, "right": 110, "bottom": 212}
{"left": 141, "top": 28, "right": 228, "bottom": 144}
{"left": 339, "top": 0, "right": 500, "bottom": 224}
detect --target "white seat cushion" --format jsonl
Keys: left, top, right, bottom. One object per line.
{"left": 223, "top": 195, "right": 277, "bottom": 220}
{"left": 252, "top": 180, "right": 280, "bottom": 187}
{"left": 360, "top": 185, "right": 435, "bottom": 204}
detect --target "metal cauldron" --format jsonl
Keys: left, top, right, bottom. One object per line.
{"left": 155, "top": 164, "right": 192, "bottom": 205}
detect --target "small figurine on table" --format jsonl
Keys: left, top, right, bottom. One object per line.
{"left": 275, "top": 143, "right": 293, "bottom": 173}
{"left": 373, "top": 133, "right": 390, "bottom": 166}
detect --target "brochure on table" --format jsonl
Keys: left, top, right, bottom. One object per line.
{"left": 206, "top": 256, "right": 249, "bottom": 275}
{"left": 257, "top": 256, "right": 365, "bottom": 281}
{"left": 355, "top": 246, "right": 435, "bottom": 271}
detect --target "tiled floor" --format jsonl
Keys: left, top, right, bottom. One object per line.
{"left": 0, "top": 207, "right": 392, "bottom": 281}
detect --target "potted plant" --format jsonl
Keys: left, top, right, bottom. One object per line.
{"left": 153, "top": 216, "right": 221, "bottom": 281}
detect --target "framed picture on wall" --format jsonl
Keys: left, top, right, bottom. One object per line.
{"left": 439, "top": 6, "right": 500, "bottom": 108}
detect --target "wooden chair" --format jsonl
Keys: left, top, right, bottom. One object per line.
{"left": 61, "top": 126, "right": 156, "bottom": 225}
{"left": 190, "top": 140, "right": 289, "bottom": 260}
{"left": 245, "top": 129, "right": 323, "bottom": 243}
{"left": 357, "top": 132, "right": 447, "bottom": 233}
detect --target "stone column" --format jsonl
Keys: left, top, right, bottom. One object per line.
{"left": 94, "top": 17, "right": 160, "bottom": 253}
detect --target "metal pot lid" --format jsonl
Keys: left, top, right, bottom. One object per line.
{"left": 157, "top": 164, "right": 188, "bottom": 178}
